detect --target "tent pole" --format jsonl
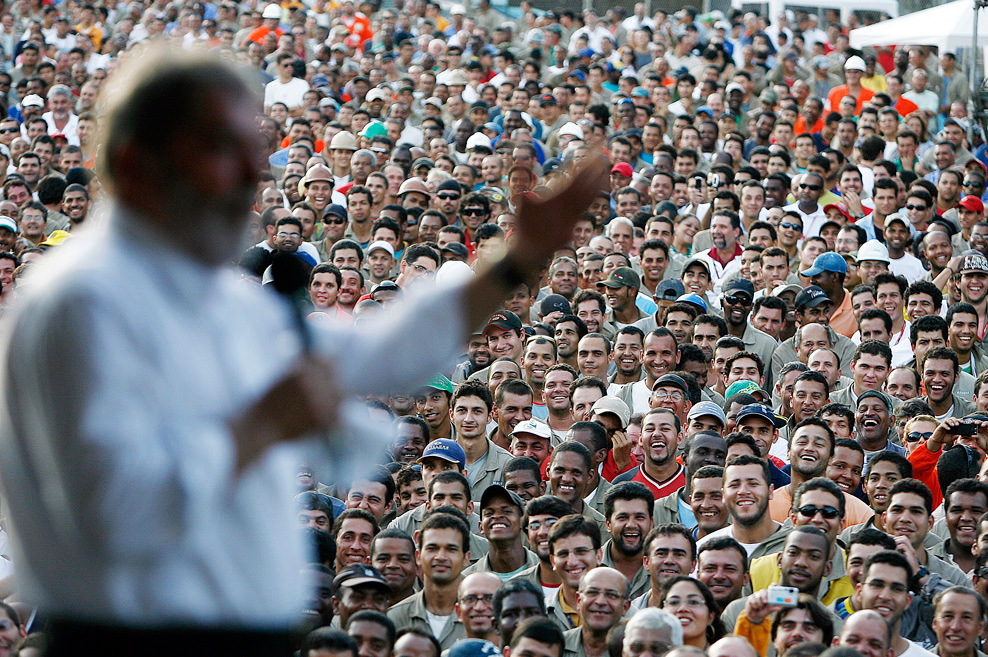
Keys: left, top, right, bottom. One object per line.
{"left": 972, "top": 0, "right": 979, "bottom": 146}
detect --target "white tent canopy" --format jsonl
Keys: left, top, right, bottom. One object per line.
{"left": 849, "top": 0, "right": 988, "bottom": 52}
{"left": 730, "top": 0, "right": 898, "bottom": 25}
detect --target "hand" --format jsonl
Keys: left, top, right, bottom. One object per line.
{"left": 892, "top": 534, "right": 921, "bottom": 576}
{"left": 842, "top": 190, "right": 863, "bottom": 215}
{"left": 611, "top": 430, "right": 633, "bottom": 470}
{"left": 689, "top": 183, "right": 707, "bottom": 206}
{"left": 743, "top": 590, "right": 784, "bottom": 626}
{"left": 511, "top": 156, "right": 608, "bottom": 269}
{"left": 931, "top": 416, "right": 966, "bottom": 452}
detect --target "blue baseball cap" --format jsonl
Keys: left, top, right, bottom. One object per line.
{"left": 735, "top": 403, "right": 787, "bottom": 429}
{"left": 803, "top": 251, "right": 848, "bottom": 277}
{"left": 677, "top": 292, "right": 708, "bottom": 313}
{"left": 419, "top": 439, "right": 466, "bottom": 468}
{"left": 448, "top": 640, "right": 501, "bottom": 657}
{"left": 794, "top": 285, "right": 831, "bottom": 310}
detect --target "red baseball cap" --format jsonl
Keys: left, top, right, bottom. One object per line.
{"left": 610, "top": 162, "right": 633, "bottom": 178}
{"left": 958, "top": 195, "right": 984, "bottom": 213}
{"left": 823, "top": 203, "right": 852, "bottom": 222}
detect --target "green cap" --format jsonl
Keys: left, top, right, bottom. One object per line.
{"left": 421, "top": 374, "right": 454, "bottom": 394}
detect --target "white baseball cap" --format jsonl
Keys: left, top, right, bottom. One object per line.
{"left": 466, "top": 132, "right": 493, "bottom": 150}
{"left": 844, "top": 55, "right": 866, "bottom": 71}
{"left": 558, "top": 122, "right": 584, "bottom": 139}
{"left": 367, "top": 240, "right": 395, "bottom": 257}
{"left": 511, "top": 419, "right": 552, "bottom": 440}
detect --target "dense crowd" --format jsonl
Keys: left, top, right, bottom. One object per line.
{"left": 2, "top": 0, "right": 988, "bottom": 657}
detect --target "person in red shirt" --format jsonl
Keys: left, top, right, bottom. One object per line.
{"left": 908, "top": 415, "right": 988, "bottom": 511}
{"left": 630, "top": 408, "right": 686, "bottom": 500}
{"left": 246, "top": 4, "right": 283, "bottom": 45}
{"left": 827, "top": 55, "right": 874, "bottom": 116}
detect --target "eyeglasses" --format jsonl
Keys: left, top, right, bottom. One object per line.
{"left": 779, "top": 222, "right": 802, "bottom": 231}
{"left": 324, "top": 217, "right": 347, "bottom": 225}
{"left": 580, "top": 588, "right": 624, "bottom": 602}
{"left": 724, "top": 294, "right": 752, "bottom": 306}
{"left": 461, "top": 208, "right": 487, "bottom": 216}
{"left": 906, "top": 431, "right": 933, "bottom": 442}
{"left": 905, "top": 204, "right": 927, "bottom": 211}
{"left": 437, "top": 193, "right": 460, "bottom": 201}
{"left": 796, "top": 505, "right": 840, "bottom": 519}
{"left": 799, "top": 183, "right": 822, "bottom": 191}
{"left": 651, "top": 390, "right": 685, "bottom": 402}
{"left": 528, "top": 518, "right": 558, "bottom": 531}
{"left": 553, "top": 546, "right": 594, "bottom": 559}
{"left": 662, "top": 596, "right": 707, "bottom": 609}
{"left": 460, "top": 594, "right": 494, "bottom": 605}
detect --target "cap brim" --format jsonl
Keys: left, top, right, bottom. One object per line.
{"left": 483, "top": 321, "right": 514, "bottom": 333}
{"left": 339, "top": 577, "right": 391, "bottom": 590}
{"left": 801, "top": 265, "right": 824, "bottom": 278}
{"left": 596, "top": 280, "right": 626, "bottom": 289}
{"left": 418, "top": 453, "right": 460, "bottom": 464}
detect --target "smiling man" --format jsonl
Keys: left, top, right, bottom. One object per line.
{"left": 562, "top": 566, "right": 630, "bottom": 657}
{"left": 931, "top": 587, "right": 987, "bottom": 657}
{"left": 465, "top": 485, "right": 538, "bottom": 581}
{"left": 455, "top": 572, "right": 501, "bottom": 643}
{"left": 451, "top": 381, "right": 514, "bottom": 503}
{"left": 654, "top": 429, "right": 727, "bottom": 528}
{"left": 600, "top": 482, "right": 654, "bottom": 600}
{"left": 629, "top": 408, "right": 687, "bottom": 500}
{"left": 831, "top": 341, "right": 893, "bottom": 409}
{"left": 546, "top": 515, "right": 603, "bottom": 630}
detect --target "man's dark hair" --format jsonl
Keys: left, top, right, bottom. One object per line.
{"left": 905, "top": 280, "right": 943, "bottom": 313}
{"left": 865, "top": 450, "right": 913, "bottom": 480}
{"left": 493, "top": 578, "right": 546, "bottom": 620}
{"left": 644, "top": 523, "right": 697, "bottom": 561}
{"left": 332, "top": 508, "right": 378, "bottom": 540}
{"left": 603, "top": 481, "right": 655, "bottom": 521}
{"left": 550, "top": 440, "right": 593, "bottom": 472}
{"left": 911, "top": 314, "right": 948, "bottom": 344}
{"left": 863, "top": 549, "right": 915, "bottom": 592}
{"left": 548, "top": 513, "right": 602, "bottom": 552}
{"left": 697, "top": 536, "right": 749, "bottom": 574}
{"left": 848, "top": 527, "right": 897, "bottom": 551}
{"left": 394, "top": 628, "right": 440, "bottom": 657}
{"left": 428, "top": 470, "right": 471, "bottom": 501}
{"left": 418, "top": 509, "right": 471, "bottom": 551}
{"left": 346, "top": 610, "right": 396, "bottom": 646}
{"left": 511, "top": 617, "right": 565, "bottom": 651}
{"left": 452, "top": 379, "right": 495, "bottom": 414}
{"left": 725, "top": 453, "right": 771, "bottom": 487}
{"left": 853, "top": 338, "right": 893, "bottom": 367}
{"left": 36, "top": 174, "right": 68, "bottom": 204}
{"left": 888, "top": 478, "right": 934, "bottom": 515}
{"left": 504, "top": 455, "right": 541, "bottom": 481}
{"left": 301, "top": 526, "right": 337, "bottom": 567}
{"left": 301, "top": 628, "right": 358, "bottom": 657}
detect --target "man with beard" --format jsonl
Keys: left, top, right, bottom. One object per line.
{"left": 884, "top": 479, "right": 969, "bottom": 588}
{"left": 512, "top": 495, "right": 571, "bottom": 594}
{"left": 465, "top": 485, "right": 538, "bottom": 580}
{"left": 338, "top": 267, "right": 365, "bottom": 315}
{"left": 630, "top": 524, "right": 697, "bottom": 611}
{"left": 616, "top": 328, "right": 678, "bottom": 415}
{"left": 371, "top": 529, "right": 418, "bottom": 608}
{"left": 453, "top": 333, "right": 493, "bottom": 384}
{"left": 855, "top": 391, "right": 903, "bottom": 456}
{"left": 697, "top": 454, "right": 789, "bottom": 559}
{"left": 654, "top": 430, "right": 727, "bottom": 527}
{"left": 61, "top": 183, "right": 91, "bottom": 229}
{"left": 455, "top": 572, "right": 501, "bottom": 643}
{"left": 598, "top": 268, "right": 648, "bottom": 329}
{"left": 388, "top": 512, "right": 470, "bottom": 649}
{"left": 627, "top": 408, "right": 686, "bottom": 500}
{"left": 600, "top": 482, "right": 654, "bottom": 600}
{"left": 562, "top": 567, "right": 630, "bottom": 657}
{"left": 720, "top": 279, "right": 778, "bottom": 385}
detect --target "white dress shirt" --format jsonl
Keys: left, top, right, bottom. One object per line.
{"left": 0, "top": 208, "right": 465, "bottom": 628}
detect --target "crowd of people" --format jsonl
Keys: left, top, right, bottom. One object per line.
{"left": 2, "top": 0, "right": 988, "bottom": 656}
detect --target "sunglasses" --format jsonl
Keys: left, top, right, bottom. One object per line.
{"left": 324, "top": 216, "right": 347, "bottom": 225}
{"left": 906, "top": 431, "right": 933, "bottom": 442}
{"left": 724, "top": 294, "right": 752, "bottom": 306}
{"left": 461, "top": 207, "right": 486, "bottom": 216}
{"left": 799, "top": 183, "right": 822, "bottom": 191}
{"left": 964, "top": 182, "right": 981, "bottom": 187}
{"left": 779, "top": 222, "right": 802, "bottom": 231}
{"left": 437, "top": 193, "right": 460, "bottom": 201}
{"left": 796, "top": 505, "right": 840, "bottom": 520}
{"left": 0, "top": 128, "right": 17, "bottom": 134}
{"left": 905, "top": 204, "right": 927, "bottom": 211}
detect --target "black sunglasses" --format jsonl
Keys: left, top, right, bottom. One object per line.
{"left": 461, "top": 208, "right": 487, "bottom": 216}
{"left": 906, "top": 431, "right": 933, "bottom": 442}
{"left": 724, "top": 294, "right": 752, "bottom": 306}
{"left": 324, "top": 216, "right": 347, "bottom": 225}
{"left": 799, "top": 183, "right": 822, "bottom": 191}
{"left": 796, "top": 505, "right": 840, "bottom": 520}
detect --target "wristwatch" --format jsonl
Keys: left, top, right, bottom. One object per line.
{"left": 916, "top": 566, "right": 930, "bottom": 579}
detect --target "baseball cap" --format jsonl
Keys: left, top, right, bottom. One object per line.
{"left": 802, "top": 251, "right": 848, "bottom": 277}
{"left": 735, "top": 403, "right": 786, "bottom": 428}
{"left": 0, "top": 216, "right": 17, "bottom": 234}
{"left": 367, "top": 240, "right": 395, "bottom": 257}
{"left": 558, "top": 122, "right": 584, "bottom": 139}
{"left": 856, "top": 240, "right": 891, "bottom": 264}
{"left": 725, "top": 82, "right": 745, "bottom": 95}
{"left": 611, "top": 162, "right": 633, "bottom": 178}
{"left": 772, "top": 283, "right": 802, "bottom": 297}
{"left": 590, "top": 396, "right": 630, "bottom": 427}
{"left": 540, "top": 294, "right": 571, "bottom": 316}
{"left": 823, "top": 203, "right": 852, "bottom": 223}
{"left": 366, "top": 88, "right": 389, "bottom": 102}
{"left": 333, "top": 564, "right": 390, "bottom": 592}
{"left": 597, "top": 267, "right": 641, "bottom": 290}
{"left": 655, "top": 279, "right": 686, "bottom": 300}
{"left": 484, "top": 310, "right": 523, "bottom": 334}
{"left": 812, "top": 55, "right": 831, "bottom": 69}
{"left": 448, "top": 640, "right": 501, "bottom": 657}
{"left": 419, "top": 438, "right": 467, "bottom": 468}
{"left": 480, "top": 484, "right": 525, "bottom": 512}
{"left": 795, "top": 285, "right": 831, "bottom": 310}
{"left": 725, "top": 380, "right": 767, "bottom": 401}
{"left": 651, "top": 373, "right": 688, "bottom": 394}
{"left": 542, "top": 158, "right": 563, "bottom": 176}
{"left": 723, "top": 278, "right": 755, "bottom": 299}
{"left": 683, "top": 256, "right": 712, "bottom": 277}
{"left": 440, "top": 241, "right": 469, "bottom": 259}
{"left": 958, "top": 196, "right": 985, "bottom": 213}
{"left": 21, "top": 94, "right": 43, "bottom": 108}
{"left": 687, "top": 401, "right": 727, "bottom": 427}
{"left": 884, "top": 212, "right": 910, "bottom": 230}
{"left": 419, "top": 374, "right": 454, "bottom": 394}
{"left": 676, "top": 292, "right": 708, "bottom": 313}
{"left": 857, "top": 390, "right": 893, "bottom": 412}
{"left": 844, "top": 55, "right": 866, "bottom": 71}
{"left": 567, "top": 70, "right": 587, "bottom": 82}
{"left": 467, "top": 133, "right": 493, "bottom": 150}
{"left": 959, "top": 252, "right": 988, "bottom": 274}
{"left": 511, "top": 418, "right": 552, "bottom": 440}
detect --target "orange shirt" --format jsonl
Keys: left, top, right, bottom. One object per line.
{"left": 769, "top": 484, "right": 874, "bottom": 530}
{"left": 246, "top": 25, "right": 284, "bottom": 45}
{"left": 829, "top": 290, "right": 857, "bottom": 338}
{"left": 893, "top": 97, "right": 919, "bottom": 117}
{"left": 794, "top": 115, "right": 823, "bottom": 136}
{"left": 907, "top": 442, "right": 943, "bottom": 509}
{"left": 827, "top": 85, "right": 875, "bottom": 115}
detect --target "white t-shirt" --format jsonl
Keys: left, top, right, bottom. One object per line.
{"left": 889, "top": 253, "right": 928, "bottom": 283}
{"left": 426, "top": 610, "right": 451, "bottom": 638}
{"left": 900, "top": 640, "right": 936, "bottom": 657}
{"left": 264, "top": 77, "right": 310, "bottom": 110}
